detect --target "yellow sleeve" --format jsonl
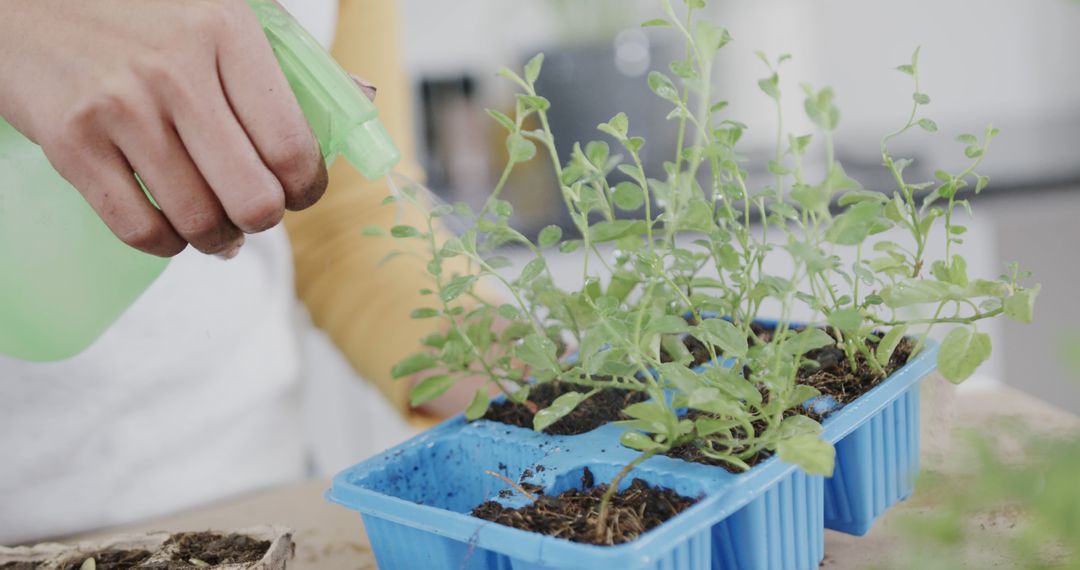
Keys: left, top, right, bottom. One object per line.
{"left": 284, "top": 0, "right": 435, "bottom": 413}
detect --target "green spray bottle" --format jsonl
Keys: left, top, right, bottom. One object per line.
{"left": 0, "top": 0, "right": 399, "bottom": 362}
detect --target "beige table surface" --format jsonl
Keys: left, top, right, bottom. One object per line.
{"left": 70, "top": 378, "right": 1080, "bottom": 569}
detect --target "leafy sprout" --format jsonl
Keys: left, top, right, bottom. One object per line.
{"left": 380, "top": 0, "right": 1040, "bottom": 540}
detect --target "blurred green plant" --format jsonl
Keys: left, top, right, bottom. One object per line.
{"left": 893, "top": 343, "right": 1080, "bottom": 569}
{"left": 893, "top": 431, "right": 1080, "bottom": 569}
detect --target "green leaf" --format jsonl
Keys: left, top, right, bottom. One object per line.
{"left": 938, "top": 327, "right": 992, "bottom": 384}
{"left": 758, "top": 73, "right": 779, "bottom": 100}
{"left": 524, "top": 53, "right": 544, "bottom": 85}
{"left": 648, "top": 71, "right": 680, "bottom": 102}
{"left": 538, "top": 225, "right": 563, "bottom": 248}
{"left": 534, "top": 392, "right": 586, "bottom": 431}
{"left": 361, "top": 225, "right": 385, "bottom": 236}
{"left": 803, "top": 86, "right": 839, "bottom": 131}
{"left": 688, "top": 387, "right": 744, "bottom": 416}
{"left": 584, "top": 140, "right": 609, "bottom": 167}
{"left": 391, "top": 352, "right": 438, "bottom": 379}
{"left": 497, "top": 66, "right": 528, "bottom": 90}
{"left": 826, "top": 201, "right": 888, "bottom": 245}
{"left": 776, "top": 435, "right": 835, "bottom": 476}
{"left": 641, "top": 17, "right": 671, "bottom": 27}
{"left": 785, "top": 329, "right": 836, "bottom": 357}
{"left": 620, "top": 431, "right": 665, "bottom": 452}
{"left": 410, "top": 374, "right": 455, "bottom": 406}
{"left": 497, "top": 304, "right": 520, "bottom": 319}
{"left": 493, "top": 200, "right": 514, "bottom": 218}
{"left": 623, "top": 401, "right": 672, "bottom": 429}
{"left": 486, "top": 108, "right": 516, "bottom": 132}
{"left": 559, "top": 239, "right": 581, "bottom": 253}
{"left": 598, "top": 112, "right": 629, "bottom": 140}
{"left": 519, "top": 257, "right": 546, "bottom": 284}
{"left": 881, "top": 279, "right": 955, "bottom": 307}
{"left": 645, "top": 315, "right": 691, "bottom": 336}
{"left": 694, "top": 21, "right": 731, "bottom": 58}
{"left": 896, "top": 64, "right": 915, "bottom": 75}
{"left": 441, "top": 275, "right": 477, "bottom": 302}
{"left": 612, "top": 181, "right": 645, "bottom": 211}
{"left": 693, "top": 319, "right": 747, "bottom": 358}
{"left": 827, "top": 308, "right": 863, "bottom": 336}
{"left": 918, "top": 118, "right": 938, "bottom": 132}
{"left": 655, "top": 362, "right": 702, "bottom": 393}
{"left": 516, "top": 94, "right": 550, "bottom": 112}
{"left": 776, "top": 414, "right": 823, "bottom": 440}
{"left": 506, "top": 133, "right": 537, "bottom": 163}
{"left": 465, "top": 388, "right": 491, "bottom": 420}
{"left": 876, "top": 325, "right": 909, "bottom": 366}
{"left": 589, "top": 219, "right": 646, "bottom": 242}
{"left": 1004, "top": 284, "right": 1040, "bottom": 324}
{"left": 390, "top": 225, "right": 420, "bottom": 238}
{"left": 410, "top": 308, "right": 439, "bottom": 319}
{"left": 623, "top": 136, "right": 645, "bottom": 153}
{"left": 913, "top": 92, "right": 931, "bottom": 105}
{"left": 517, "top": 333, "right": 557, "bottom": 370}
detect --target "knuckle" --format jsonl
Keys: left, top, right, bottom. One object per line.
{"left": 186, "top": 1, "right": 235, "bottom": 37}
{"left": 173, "top": 208, "right": 222, "bottom": 242}
{"left": 117, "top": 219, "right": 168, "bottom": 252}
{"left": 131, "top": 52, "right": 182, "bottom": 94}
{"left": 233, "top": 191, "right": 285, "bottom": 233}
{"left": 66, "top": 76, "right": 143, "bottom": 130}
{"left": 264, "top": 131, "right": 327, "bottom": 210}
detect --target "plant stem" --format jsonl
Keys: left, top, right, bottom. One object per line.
{"left": 594, "top": 450, "right": 658, "bottom": 543}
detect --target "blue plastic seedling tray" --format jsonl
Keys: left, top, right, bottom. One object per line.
{"left": 328, "top": 340, "right": 939, "bottom": 570}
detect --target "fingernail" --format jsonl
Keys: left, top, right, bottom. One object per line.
{"left": 216, "top": 245, "right": 242, "bottom": 261}
{"left": 350, "top": 73, "right": 377, "bottom": 101}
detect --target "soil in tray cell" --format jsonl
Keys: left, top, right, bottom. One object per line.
{"left": 472, "top": 467, "right": 697, "bottom": 546}
{"left": 483, "top": 381, "right": 647, "bottom": 436}
{"left": 165, "top": 532, "right": 269, "bottom": 566}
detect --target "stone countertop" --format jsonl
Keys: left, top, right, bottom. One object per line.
{"left": 69, "top": 379, "right": 1080, "bottom": 569}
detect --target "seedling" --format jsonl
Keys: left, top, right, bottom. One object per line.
{"left": 379, "top": 0, "right": 1039, "bottom": 542}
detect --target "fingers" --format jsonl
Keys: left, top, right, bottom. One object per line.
{"left": 48, "top": 134, "right": 186, "bottom": 258}
{"left": 111, "top": 110, "right": 245, "bottom": 255}
{"left": 214, "top": 3, "right": 328, "bottom": 212}
{"left": 350, "top": 74, "right": 378, "bottom": 102}
{"left": 170, "top": 72, "right": 288, "bottom": 236}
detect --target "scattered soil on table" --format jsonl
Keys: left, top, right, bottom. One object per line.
{"left": 472, "top": 468, "right": 696, "bottom": 546}
{"left": 1, "top": 563, "right": 42, "bottom": 570}
{"left": 56, "top": 549, "right": 153, "bottom": 570}
{"left": 165, "top": 532, "right": 269, "bottom": 566}
{"left": 483, "top": 381, "right": 647, "bottom": 435}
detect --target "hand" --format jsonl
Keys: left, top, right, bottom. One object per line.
{"left": 0, "top": 0, "right": 328, "bottom": 257}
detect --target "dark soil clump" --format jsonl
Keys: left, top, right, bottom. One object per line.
{"left": 483, "top": 381, "right": 647, "bottom": 435}
{"left": 665, "top": 410, "right": 776, "bottom": 473}
{"left": 165, "top": 532, "right": 269, "bottom": 566}
{"left": 472, "top": 469, "right": 696, "bottom": 545}
{"left": 59, "top": 550, "right": 153, "bottom": 570}
{"left": 1, "top": 563, "right": 41, "bottom": 570}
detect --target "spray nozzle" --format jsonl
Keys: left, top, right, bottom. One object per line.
{"left": 248, "top": 0, "right": 400, "bottom": 179}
